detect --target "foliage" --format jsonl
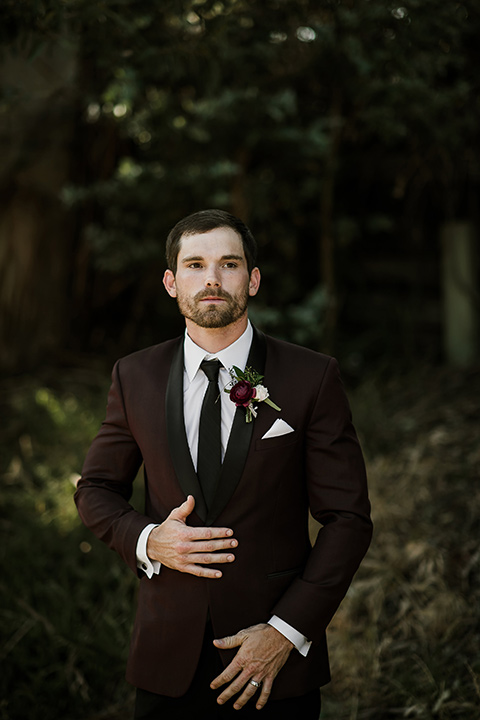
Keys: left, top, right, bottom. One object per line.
{"left": 1, "top": 3, "right": 479, "bottom": 715}
{"left": 2, "top": 362, "right": 479, "bottom": 718}
{"left": 2, "top": 0, "right": 479, "bottom": 367}
{"left": 322, "top": 365, "right": 480, "bottom": 719}
{"left": 0, "top": 370, "right": 137, "bottom": 720}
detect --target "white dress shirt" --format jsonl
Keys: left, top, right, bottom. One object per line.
{"left": 136, "top": 321, "right": 311, "bottom": 656}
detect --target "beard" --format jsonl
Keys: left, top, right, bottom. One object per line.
{"left": 176, "top": 287, "right": 249, "bottom": 328}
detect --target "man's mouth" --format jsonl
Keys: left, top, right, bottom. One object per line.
{"left": 198, "top": 293, "right": 229, "bottom": 303}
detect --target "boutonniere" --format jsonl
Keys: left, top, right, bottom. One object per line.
{"left": 225, "top": 366, "right": 281, "bottom": 423}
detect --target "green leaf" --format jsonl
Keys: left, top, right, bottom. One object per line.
{"left": 231, "top": 365, "right": 245, "bottom": 380}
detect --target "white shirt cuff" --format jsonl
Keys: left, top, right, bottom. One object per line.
{"left": 268, "top": 615, "right": 312, "bottom": 657}
{"left": 136, "top": 523, "right": 161, "bottom": 578}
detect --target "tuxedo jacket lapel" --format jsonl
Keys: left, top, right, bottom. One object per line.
{"left": 207, "top": 326, "right": 266, "bottom": 525}
{"left": 165, "top": 338, "right": 208, "bottom": 522}
{"left": 165, "top": 327, "right": 267, "bottom": 526}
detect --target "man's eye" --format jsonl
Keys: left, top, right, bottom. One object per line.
{"left": 224, "top": 262, "right": 238, "bottom": 268}
{"left": 188, "top": 263, "right": 202, "bottom": 268}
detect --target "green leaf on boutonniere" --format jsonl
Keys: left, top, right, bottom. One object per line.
{"left": 225, "top": 365, "right": 281, "bottom": 422}
{"left": 231, "top": 365, "right": 265, "bottom": 386}
{"left": 264, "top": 398, "right": 281, "bottom": 412}
{"left": 231, "top": 365, "right": 246, "bottom": 380}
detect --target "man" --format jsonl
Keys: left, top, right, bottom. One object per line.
{"left": 75, "top": 209, "right": 372, "bottom": 719}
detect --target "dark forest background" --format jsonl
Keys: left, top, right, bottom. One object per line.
{"left": 1, "top": 1, "right": 479, "bottom": 719}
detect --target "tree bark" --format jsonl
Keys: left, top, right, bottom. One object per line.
{"left": 441, "top": 221, "right": 478, "bottom": 366}
{"left": 0, "top": 43, "right": 77, "bottom": 372}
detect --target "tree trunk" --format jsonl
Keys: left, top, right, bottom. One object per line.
{"left": 441, "top": 221, "right": 478, "bottom": 366}
{"left": 0, "top": 42, "right": 77, "bottom": 372}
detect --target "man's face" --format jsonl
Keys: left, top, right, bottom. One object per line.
{"left": 163, "top": 227, "right": 260, "bottom": 329}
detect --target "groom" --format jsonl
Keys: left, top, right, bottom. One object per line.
{"left": 75, "top": 209, "right": 372, "bottom": 718}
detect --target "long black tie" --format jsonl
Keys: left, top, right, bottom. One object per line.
{"left": 197, "top": 359, "right": 222, "bottom": 509}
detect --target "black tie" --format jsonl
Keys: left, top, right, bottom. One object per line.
{"left": 197, "top": 359, "right": 222, "bottom": 509}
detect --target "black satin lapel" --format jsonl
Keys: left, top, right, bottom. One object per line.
{"left": 207, "top": 327, "right": 267, "bottom": 525}
{"left": 165, "top": 339, "right": 208, "bottom": 522}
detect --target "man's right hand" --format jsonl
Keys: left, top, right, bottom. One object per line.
{"left": 146, "top": 495, "right": 237, "bottom": 578}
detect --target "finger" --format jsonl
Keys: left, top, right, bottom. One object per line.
{"left": 213, "top": 631, "right": 245, "bottom": 650}
{"left": 256, "top": 678, "right": 273, "bottom": 710}
{"left": 210, "top": 656, "right": 244, "bottom": 689}
{"left": 190, "top": 537, "right": 238, "bottom": 552}
{"left": 186, "top": 525, "right": 236, "bottom": 541}
{"left": 232, "top": 679, "right": 263, "bottom": 711}
{"left": 168, "top": 495, "right": 195, "bottom": 522}
{"left": 187, "top": 552, "right": 235, "bottom": 565}
{"left": 215, "top": 670, "right": 253, "bottom": 707}
{"left": 176, "top": 537, "right": 236, "bottom": 557}
{"left": 183, "top": 563, "right": 224, "bottom": 578}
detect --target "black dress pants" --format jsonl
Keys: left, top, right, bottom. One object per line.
{"left": 134, "top": 623, "right": 321, "bottom": 720}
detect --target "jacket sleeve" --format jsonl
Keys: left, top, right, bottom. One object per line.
{"left": 74, "top": 360, "right": 155, "bottom": 574}
{"left": 272, "top": 357, "right": 373, "bottom": 642}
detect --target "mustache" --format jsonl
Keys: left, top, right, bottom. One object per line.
{"left": 194, "top": 289, "right": 232, "bottom": 302}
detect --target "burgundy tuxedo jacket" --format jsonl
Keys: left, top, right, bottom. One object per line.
{"left": 75, "top": 327, "right": 372, "bottom": 699}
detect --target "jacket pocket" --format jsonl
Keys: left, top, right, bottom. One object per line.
{"left": 267, "top": 565, "right": 304, "bottom": 580}
{"left": 255, "top": 433, "right": 298, "bottom": 451}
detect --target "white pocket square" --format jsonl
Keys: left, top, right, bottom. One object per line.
{"left": 261, "top": 418, "right": 295, "bottom": 439}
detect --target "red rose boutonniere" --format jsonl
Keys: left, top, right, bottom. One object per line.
{"left": 225, "top": 366, "right": 281, "bottom": 423}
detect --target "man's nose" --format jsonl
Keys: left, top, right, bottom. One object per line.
{"left": 205, "top": 269, "right": 221, "bottom": 287}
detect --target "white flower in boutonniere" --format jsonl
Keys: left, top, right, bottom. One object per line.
{"left": 225, "top": 366, "right": 281, "bottom": 423}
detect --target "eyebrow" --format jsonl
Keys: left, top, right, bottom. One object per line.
{"left": 180, "top": 254, "right": 245, "bottom": 264}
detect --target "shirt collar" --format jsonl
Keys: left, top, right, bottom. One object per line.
{"left": 184, "top": 321, "right": 253, "bottom": 382}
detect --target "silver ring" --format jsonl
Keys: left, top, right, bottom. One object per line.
{"left": 249, "top": 680, "right": 261, "bottom": 688}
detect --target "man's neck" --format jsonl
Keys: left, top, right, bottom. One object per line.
{"left": 185, "top": 315, "right": 249, "bottom": 353}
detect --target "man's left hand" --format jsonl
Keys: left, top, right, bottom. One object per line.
{"left": 210, "top": 623, "right": 293, "bottom": 710}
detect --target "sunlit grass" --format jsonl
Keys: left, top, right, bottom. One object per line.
{"left": 1, "top": 370, "right": 136, "bottom": 720}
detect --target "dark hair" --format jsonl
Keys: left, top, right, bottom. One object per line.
{"left": 166, "top": 209, "right": 258, "bottom": 274}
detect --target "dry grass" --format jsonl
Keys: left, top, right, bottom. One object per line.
{"left": 322, "top": 366, "right": 480, "bottom": 719}
{"left": 1, "top": 364, "right": 479, "bottom": 719}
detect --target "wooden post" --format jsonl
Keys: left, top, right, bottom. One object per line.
{"left": 441, "top": 221, "right": 478, "bottom": 367}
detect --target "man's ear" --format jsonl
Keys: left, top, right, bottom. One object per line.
{"left": 163, "top": 269, "right": 177, "bottom": 298}
{"left": 248, "top": 267, "right": 261, "bottom": 297}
